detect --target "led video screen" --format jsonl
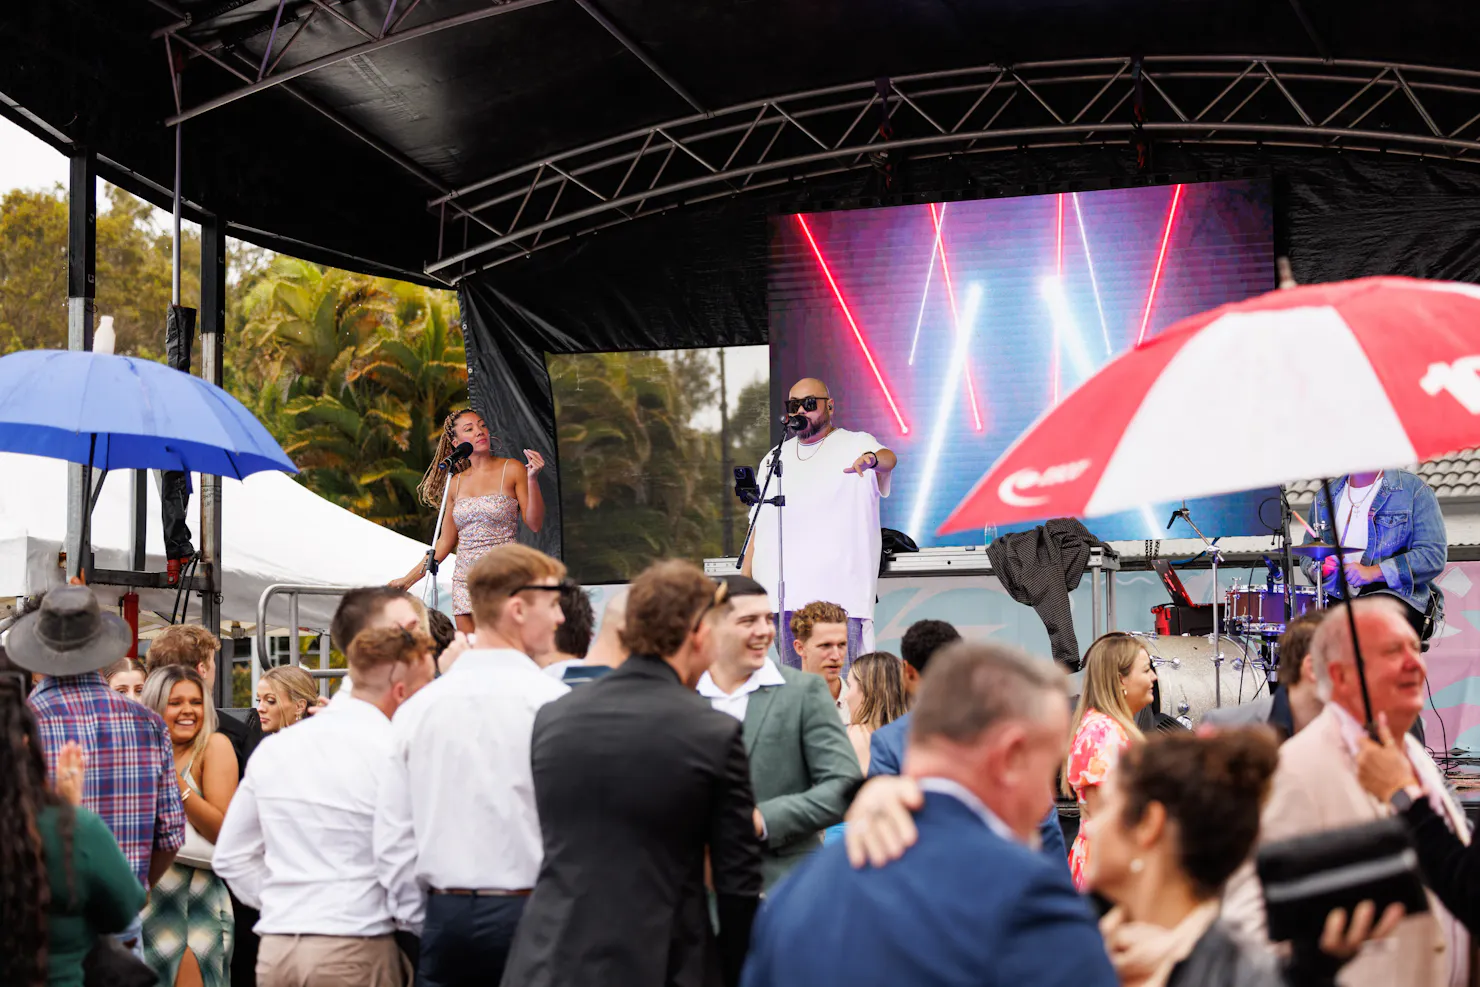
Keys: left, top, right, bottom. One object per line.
{"left": 769, "top": 178, "right": 1275, "bottom": 546}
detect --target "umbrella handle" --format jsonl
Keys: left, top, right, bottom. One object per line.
{"left": 1320, "top": 478, "right": 1376, "bottom": 736}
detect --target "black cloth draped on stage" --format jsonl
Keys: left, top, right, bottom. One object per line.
{"left": 987, "top": 519, "right": 1115, "bottom": 671}
{"left": 459, "top": 147, "right": 1480, "bottom": 560}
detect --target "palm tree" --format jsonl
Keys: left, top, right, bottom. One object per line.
{"left": 552, "top": 351, "right": 721, "bottom": 581}
{"left": 227, "top": 257, "right": 467, "bottom": 538}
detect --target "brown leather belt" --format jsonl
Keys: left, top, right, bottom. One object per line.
{"left": 429, "top": 888, "right": 532, "bottom": 897}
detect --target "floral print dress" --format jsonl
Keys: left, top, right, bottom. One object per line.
{"left": 1067, "top": 708, "right": 1132, "bottom": 891}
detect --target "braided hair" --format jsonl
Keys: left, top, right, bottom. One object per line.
{"left": 416, "top": 409, "right": 484, "bottom": 508}
{"left": 0, "top": 667, "right": 71, "bottom": 987}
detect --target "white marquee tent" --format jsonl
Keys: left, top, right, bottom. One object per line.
{"left": 0, "top": 452, "right": 454, "bottom": 629}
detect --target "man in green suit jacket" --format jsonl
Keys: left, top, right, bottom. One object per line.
{"left": 698, "top": 576, "right": 863, "bottom": 889}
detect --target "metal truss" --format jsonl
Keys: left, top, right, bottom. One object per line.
{"left": 425, "top": 55, "right": 1480, "bottom": 280}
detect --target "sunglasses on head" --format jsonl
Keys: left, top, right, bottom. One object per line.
{"left": 511, "top": 579, "right": 577, "bottom": 595}
{"left": 691, "top": 579, "right": 730, "bottom": 633}
{"left": 785, "top": 395, "right": 827, "bottom": 414}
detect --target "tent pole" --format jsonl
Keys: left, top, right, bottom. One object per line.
{"left": 64, "top": 148, "right": 97, "bottom": 584}
{"left": 201, "top": 214, "right": 227, "bottom": 700}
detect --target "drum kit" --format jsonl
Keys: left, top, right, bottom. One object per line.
{"left": 1138, "top": 503, "right": 1353, "bottom": 728}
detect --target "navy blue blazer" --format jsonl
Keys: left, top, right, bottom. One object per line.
{"left": 742, "top": 791, "right": 1117, "bottom": 987}
{"left": 868, "top": 713, "right": 1069, "bottom": 864}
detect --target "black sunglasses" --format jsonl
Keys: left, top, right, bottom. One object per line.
{"left": 785, "top": 395, "right": 827, "bottom": 414}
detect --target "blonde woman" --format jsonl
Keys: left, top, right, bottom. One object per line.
{"left": 390, "top": 409, "right": 546, "bottom": 633}
{"left": 141, "top": 665, "right": 239, "bottom": 987}
{"left": 843, "top": 652, "right": 910, "bottom": 773}
{"left": 1064, "top": 632, "right": 1157, "bottom": 890}
{"left": 255, "top": 665, "right": 317, "bottom": 735}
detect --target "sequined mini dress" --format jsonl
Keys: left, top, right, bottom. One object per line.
{"left": 451, "top": 462, "right": 520, "bottom": 615}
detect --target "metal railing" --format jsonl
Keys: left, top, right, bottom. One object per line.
{"left": 254, "top": 583, "right": 355, "bottom": 694}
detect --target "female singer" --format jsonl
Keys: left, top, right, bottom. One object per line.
{"left": 392, "top": 409, "right": 546, "bottom": 632}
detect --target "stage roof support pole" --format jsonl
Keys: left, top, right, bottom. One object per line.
{"left": 201, "top": 213, "right": 227, "bottom": 694}
{"left": 571, "top": 0, "right": 705, "bottom": 114}
{"left": 64, "top": 149, "right": 97, "bottom": 583}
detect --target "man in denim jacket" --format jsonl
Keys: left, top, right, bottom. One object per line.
{"left": 1301, "top": 469, "right": 1447, "bottom": 640}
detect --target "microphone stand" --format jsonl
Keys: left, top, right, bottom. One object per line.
{"left": 422, "top": 449, "right": 469, "bottom": 612}
{"left": 736, "top": 436, "right": 789, "bottom": 647}
{"left": 423, "top": 477, "right": 453, "bottom": 612}
{"left": 1172, "top": 505, "right": 1225, "bottom": 708}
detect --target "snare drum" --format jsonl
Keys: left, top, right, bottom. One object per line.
{"left": 1225, "top": 583, "right": 1317, "bottom": 636}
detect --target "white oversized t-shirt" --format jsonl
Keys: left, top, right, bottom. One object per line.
{"left": 749, "top": 427, "right": 890, "bottom": 620}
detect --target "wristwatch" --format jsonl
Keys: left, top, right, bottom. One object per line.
{"left": 1389, "top": 784, "right": 1422, "bottom": 813}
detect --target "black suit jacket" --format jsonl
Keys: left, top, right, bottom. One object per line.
{"left": 501, "top": 655, "right": 763, "bottom": 987}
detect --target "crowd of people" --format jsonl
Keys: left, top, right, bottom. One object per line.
{"left": 1, "top": 539, "right": 1475, "bottom": 987}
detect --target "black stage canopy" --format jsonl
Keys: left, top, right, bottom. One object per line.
{"left": 10, "top": 1, "right": 1480, "bottom": 561}
{"left": 7, "top": 0, "right": 1480, "bottom": 285}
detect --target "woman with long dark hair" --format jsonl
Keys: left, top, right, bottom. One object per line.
{"left": 0, "top": 661, "right": 145, "bottom": 987}
{"left": 391, "top": 408, "right": 547, "bottom": 632}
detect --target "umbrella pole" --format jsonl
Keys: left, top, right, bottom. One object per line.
{"left": 1320, "top": 478, "right": 1376, "bottom": 730}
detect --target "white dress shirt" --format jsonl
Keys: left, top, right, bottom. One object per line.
{"left": 833, "top": 674, "right": 851, "bottom": 724}
{"left": 374, "top": 648, "right": 569, "bottom": 932}
{"left": 213, "top": 697, "right": 399, "bottom": 936}
{"left": 697, "top": 657, "right": 786, "bottom": 721}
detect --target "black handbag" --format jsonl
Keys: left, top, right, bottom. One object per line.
{"left": 1257, "top": 816, "right": 1429, "bottom": 943}
{"left": 82, "top": 935, "right": 158, "bottom": 987}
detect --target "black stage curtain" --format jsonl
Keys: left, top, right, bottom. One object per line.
{"left": 459, "top": 146, "right": 1480, "bottom": 561}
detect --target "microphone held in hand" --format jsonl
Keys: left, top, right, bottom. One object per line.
{"left": 437, "top": 442, "right": 474, "bottom": 472}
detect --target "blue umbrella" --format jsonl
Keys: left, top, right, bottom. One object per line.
{"left": 0, "top": 350, "right": 297, "bottom": 477}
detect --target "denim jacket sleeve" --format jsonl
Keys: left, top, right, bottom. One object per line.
{"left": 1378, "top": 476, "right": 1446, "bottom": 598}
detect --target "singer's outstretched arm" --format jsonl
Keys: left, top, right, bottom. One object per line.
{"left": 391, "top": 478, "right": 460, "bottom": 590}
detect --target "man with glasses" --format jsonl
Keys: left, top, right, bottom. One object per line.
{"left": 742, "top": 378, "right": 899, "bottom": 666}
{"left": 504, "top": 561, "right": 763, "bottom": 987}
{"left": 375, "top": 544, "right": 569, "bottom": 987}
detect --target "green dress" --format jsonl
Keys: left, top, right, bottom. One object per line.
{"left": 38, "top": 804, "right": 148, "bottom": 987}
{"left": 141, "top": 752, "right": 234, "bottom": 987}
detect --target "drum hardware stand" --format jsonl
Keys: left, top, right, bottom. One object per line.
{"left": 1169, "top": 503, "right": 1226, "bottom": 707}
{"left": 1278, "top": 485, "right": 1297, "bottom": 626}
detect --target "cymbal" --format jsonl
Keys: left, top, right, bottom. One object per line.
{"left": 1289, "top": 542, "right": 1356, "bottom": 561}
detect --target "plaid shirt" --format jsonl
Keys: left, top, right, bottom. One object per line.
{"left": 29, "top": 672, "right": 186, "bottom": 886}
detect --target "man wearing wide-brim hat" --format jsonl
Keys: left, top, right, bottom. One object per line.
{"left": 11, "top": 585, "right": 187, "bottom": 955}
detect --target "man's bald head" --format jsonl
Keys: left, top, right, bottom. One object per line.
{"left": 789, "top": 378, "right": 830, "bottom": 400}
{"left": 787, "top": 379, "right": 834, "bottom": 440}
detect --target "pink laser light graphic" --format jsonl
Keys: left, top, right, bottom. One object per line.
{"left": 1136, "top": 183, "right": 1184, "bottom": 346}
{"left": 794, "top": 214, "right": 910, "bottom": 436}
{"left": 927, "top": 203, "right": 985, "bottom": 432}
{"left": 1050, "top": 194, "right": 1063, "bottom": 405}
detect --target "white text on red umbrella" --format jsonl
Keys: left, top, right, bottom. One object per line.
{"left": 997, "top": 460, "right": 1093, "bottom": 507}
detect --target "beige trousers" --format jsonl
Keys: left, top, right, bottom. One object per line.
{"left": 257, "top": 933, "right": 409, "bottom": 987}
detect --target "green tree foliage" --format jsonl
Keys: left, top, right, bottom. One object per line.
{"left": 551, "top": 348, "right": 771, "bottom": 583}
{"left": 227, "top": 256, "right": 466, "bottom": 539}
{"left": 0, "top": 185, "right": 200, "bottom": 359}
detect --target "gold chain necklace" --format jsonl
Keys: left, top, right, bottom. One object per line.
{"left": 1341, "top": 472, "right": 1381, "bottom": 545}
{"left": 795, "top": 426, "right": 835, "bottom": 461}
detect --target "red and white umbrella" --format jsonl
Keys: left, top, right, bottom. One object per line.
{"left": 938, "top": 276, "right": 1480, "bottom": 535}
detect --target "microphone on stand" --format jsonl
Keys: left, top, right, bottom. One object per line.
{"left": 778, "top": 414, "right": 808, "bottom": 432}
{"left": 437, "top": 442, "right": 474, "bottom": 472}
